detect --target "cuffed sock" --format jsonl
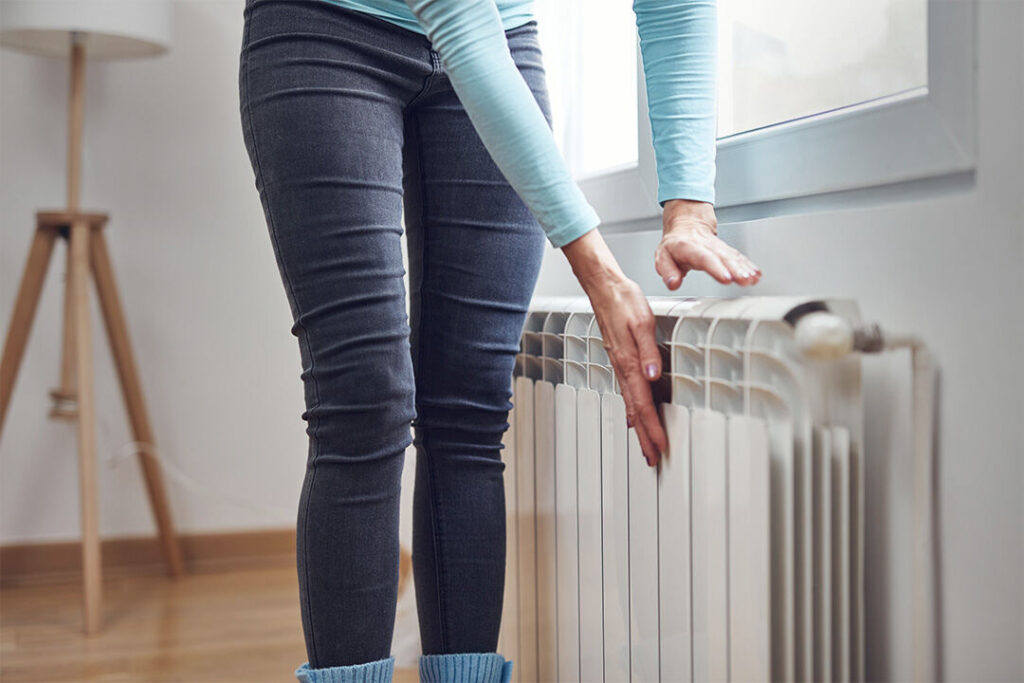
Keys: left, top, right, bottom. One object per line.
{"left": 295, "top": 655, "right": 395, "bottom": 683}
{"left": 418, "top": 652, "right": 514, "bottom": 683}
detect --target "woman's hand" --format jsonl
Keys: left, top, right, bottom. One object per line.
{"left": 656, "top": 199, "right": 761, "bottom": 288}
{"left": 563, "top": 229, "right": 668, "bottom": 468}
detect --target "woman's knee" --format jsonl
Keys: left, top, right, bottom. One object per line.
{"left": 413, "top": 361, "right": 515, "bottom": 457}
{"left": 299, "top": 325, "right": 417, "bottom": 463}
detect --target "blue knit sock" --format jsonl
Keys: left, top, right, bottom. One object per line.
{"left": 295, "top": 655, "right": 395, "bottom": 683}
{"left": 418, "top": 652, "right": 514, "bottom": 683}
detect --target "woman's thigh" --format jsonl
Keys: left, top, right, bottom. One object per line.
{"left": 403, "top": 21, "right": 550, "bottom": 450}
{"left": 239, "top": 0, "right": 434, "bottom": 459}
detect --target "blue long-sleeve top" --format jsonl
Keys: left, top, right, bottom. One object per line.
{"left": 319, "top": 0, "right": 717, "bottom": 248}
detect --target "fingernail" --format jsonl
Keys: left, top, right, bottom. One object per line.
{"left": 666, "top": 275, "right": 677, "bottom": 286}
{"left": 626, "top": 417, "right": 633, "bottom": 427}
{"left": 645, "top": 363, "right": 657, "bottom": 379}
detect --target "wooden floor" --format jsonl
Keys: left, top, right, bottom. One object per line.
{"left": 1, "top": 565, "right": 418, "bottom": 682}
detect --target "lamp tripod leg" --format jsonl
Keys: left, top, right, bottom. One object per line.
{"left": 0, "top": 225, "right": 58, "bottom": 436}
{"left": 69, "top": 217, "right": 102, "bottom": 635}
{"left": 90, "top": 227, "right": 185, "bottom": 578}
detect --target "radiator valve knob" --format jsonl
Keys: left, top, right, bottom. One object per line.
{"left": 793, "top": 311, "right": 854, "bottom": 360}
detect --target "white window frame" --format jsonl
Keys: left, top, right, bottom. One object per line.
{"left": 576, "top": 0, "right": 976, "bottom": 226}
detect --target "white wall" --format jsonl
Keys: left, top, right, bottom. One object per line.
{"left": 1, "top": 2, "right": 310, "bottom": 538}
{"left": 1, "top": 0, "right": 1020, "bottom": 680}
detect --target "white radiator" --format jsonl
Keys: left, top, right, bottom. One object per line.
{"left": 498, "top": 295, "right": 867, "bottom": 683}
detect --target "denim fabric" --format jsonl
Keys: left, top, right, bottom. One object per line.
{"left": 238, "top": 0, "right": 548, "bottom": 672}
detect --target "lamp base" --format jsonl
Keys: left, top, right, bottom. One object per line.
{"left": 0, "top": 209, "right": 185, "bottom": 635}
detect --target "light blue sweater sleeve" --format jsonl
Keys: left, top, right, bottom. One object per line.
{"left": 634, "top": 0, "right": 718, "bottom": 206}
{"left": 402, "top": 0, "right": 717, "bottom": 248}
{"left": 402, "top": 0, "right": 600, "bottom": 249}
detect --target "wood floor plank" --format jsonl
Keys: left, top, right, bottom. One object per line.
{"left": 1, "top": 566, "right": 417, "bottom": 682}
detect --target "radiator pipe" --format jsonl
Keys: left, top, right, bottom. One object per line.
{"left": 790, "top": 309, "right": 939, "bottom": 682}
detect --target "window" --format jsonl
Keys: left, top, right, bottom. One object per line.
{"left": 534, "top": 0, "right": 638, "bottom": 179}
{"left": 717, "top": 0, "right": 927, "bottom": 138}
{"left": 533, "top": 0, "right": 974, "bottom": 225}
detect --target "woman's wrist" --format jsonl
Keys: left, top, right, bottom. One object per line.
{"left": 560, "top": 227, "right": 627, "bottom": 293}
{"left": 662, "top": 199, "right": 717, "bottom": 235}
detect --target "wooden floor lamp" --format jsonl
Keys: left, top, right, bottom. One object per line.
{"left": 0, "top": 1, "right": 184, "bottom": 634}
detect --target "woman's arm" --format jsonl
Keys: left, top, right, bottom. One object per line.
{"left": 403, "top": 0, "right": 758, "bottom": 466}
{"left": 404, "top": 0, "right": 669, "bottom": 465}
{"left": 402, "top": 0, "right": 599, "bottom": 249}
{"left": 634, "top": 0, "right": 717, "bottom": 206}
{"left": 634, "top": 0, "right": 761, "bottom": 288}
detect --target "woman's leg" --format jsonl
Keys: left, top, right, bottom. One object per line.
{"left": 238, "top": 0, "right": 435, "bottom": 675}
{"left": 402, "top": 19, "right": 550, "bottom": 664}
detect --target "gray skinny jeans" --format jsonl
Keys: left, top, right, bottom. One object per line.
{"left": 238, "top": 0, "right": 549, "bottom": 670}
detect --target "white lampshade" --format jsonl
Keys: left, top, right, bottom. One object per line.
{"left": 0, "top": 0, "right": 172, "bottom": 60}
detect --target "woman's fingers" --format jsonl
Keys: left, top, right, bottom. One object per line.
{"left": 633, "top": 417, "right": 660, "bottom": 468}
{"left": 622, "top": 384, "right": 661, "bottom": 466}
{"left": 630, "top": 307, "right": 666, "bottom": 466}
{"left": 724, "top": 254, "right": 758, "bottom": 284}
{"left": 667, "top": 239, "right": 733, "bottom": 284}
{"left": 731, "top": 247, "right": 761, "bottom": 276}
{"left": 714, "top": 243, "right": 761, "bottom": 284}
{"left": 715, "top": 242, "right": 761, "bottom": 283}
{"left": 693, "top": 246, "right": 733, "bottom": 284}
{"left": 608, "top": 338, "right": 665, "bottom": 466}
{"left": 637, "top": 394, "right": 667, "bottom": 465}
{"left": 662, "top": 233, "right": 762, "bottom": 286}
{"left": 615, "top": 351, "right": 667, "bottom": 466}
{"left": 632, "top": 307, "right": 662, "bottom": 380}
{"left": 654, "top": 244, "right": 685, "bottom": 290}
